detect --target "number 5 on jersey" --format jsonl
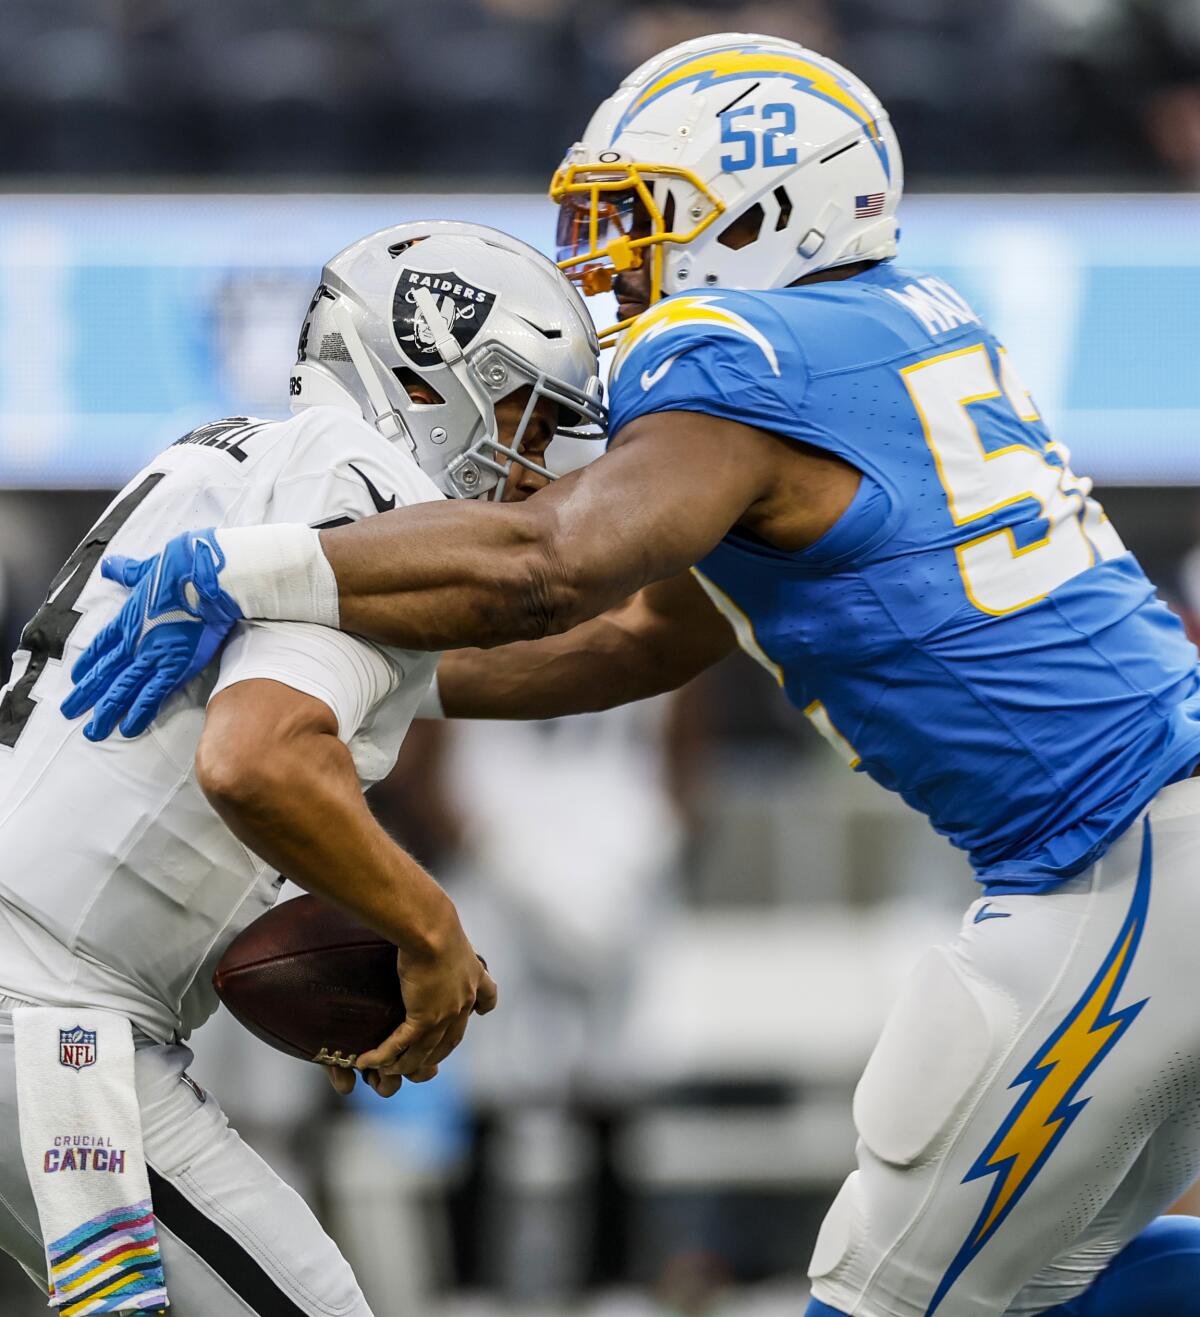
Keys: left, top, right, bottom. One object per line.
{"left": 901, "top": 344, "right": 1124, "bottom": 616}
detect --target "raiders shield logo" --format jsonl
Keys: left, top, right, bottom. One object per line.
{"left": 59, "top": 1026, "right": 97, "bottom": 1071}
{"left": 393, "top": 269, "right": 497, "bottom": 367}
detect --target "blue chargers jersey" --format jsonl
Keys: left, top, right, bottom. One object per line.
{"left": 607, "top": 263, "right": 1200, "bottom": 890}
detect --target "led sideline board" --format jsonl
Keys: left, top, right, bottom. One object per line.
{"left": 0, "top": 192, "right": 1195, "bottom": 487}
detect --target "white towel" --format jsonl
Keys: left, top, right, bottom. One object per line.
{"left": 13, "top": 1007, "right": 168, "bottom": 1314}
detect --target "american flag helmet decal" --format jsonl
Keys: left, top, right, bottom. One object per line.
{"left": 855, "top": 193, "right": 886, "bottom": 217}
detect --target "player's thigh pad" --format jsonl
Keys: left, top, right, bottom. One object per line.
{"left": 136, "top": 1040, "right": 370, "bottom": 1317}
{"left": 854, "top": 946, "right": 1018, "bottom": 1168}
{"left": 810, "top": 946, "right": 1017, "bottom": 1281}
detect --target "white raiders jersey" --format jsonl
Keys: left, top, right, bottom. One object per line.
{"left": 0, "top": 406, "right": 443, "bottom": 1043}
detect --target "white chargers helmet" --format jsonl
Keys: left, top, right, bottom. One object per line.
{"left": 291, "top": 221, "right": 606, "bottom": 499}
{"left": 552, "top": 33, "right": 903, "bottom": 341}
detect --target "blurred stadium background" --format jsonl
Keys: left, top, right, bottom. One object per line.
{"left": 1, "top": 1, "right": 1199, "bottom": 1313}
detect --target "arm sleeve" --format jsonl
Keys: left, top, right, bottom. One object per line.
{"left": 210, "top": 621, "right": 400, "bottom": 742}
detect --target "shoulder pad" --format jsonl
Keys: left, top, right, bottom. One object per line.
{"left": 610, "top": 292, "right": 783, "bottom": 390}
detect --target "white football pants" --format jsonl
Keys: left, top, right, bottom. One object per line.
{"left": 0, "top": 1001, "right": 374, "bottom": 1317}
{"left": 810, "top": 775, "right": 1200, "bottom": 1317}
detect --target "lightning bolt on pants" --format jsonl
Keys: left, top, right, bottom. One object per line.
{"left": 808, "top": 775, "right": 1200, "bottom": 1317}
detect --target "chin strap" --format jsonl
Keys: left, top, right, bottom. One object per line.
{"left": 330, "top": 300, "right": 413, "bottom": 449}
{"left": 411, "top": 287, "right": 507, "bottom": 497}
{"left": 411, "top": 287, "right": 464, "bottom": 365}
{"left": 411, "top": 287, "right": 494, "bottom": 418}
{"left": 413, "top": 293, "right": 573, "bottom": 495}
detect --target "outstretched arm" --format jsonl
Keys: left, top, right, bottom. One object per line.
{"left": 197, "top": 677, "right": 497, "bottom": 1091}
{"left": 315, "top": 412, "right": 777, "bottom": 650}
{"left": 430, "top": 569, "right": 736, "bottom": 720}
{"left": 64, "top": 410, "right": 855, "bottom": 738}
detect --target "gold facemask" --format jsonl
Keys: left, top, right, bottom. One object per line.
{"left": 550, "top": 161, "right": 725, "bottom": 346}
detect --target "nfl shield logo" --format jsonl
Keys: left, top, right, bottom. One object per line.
{"left": 59, "top": 1026, "right": 97, "bottom": 1071}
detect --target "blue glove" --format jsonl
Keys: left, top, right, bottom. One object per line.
{"left": 61, "top": 528, "right": 244, "bottom": 741}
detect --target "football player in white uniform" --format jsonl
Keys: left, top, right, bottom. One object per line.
{"left": 0, "top": 221, "right": 604, "bottom": 1315}
{"left": 63, "top": 36, "right": 1200, "bottom": 1317}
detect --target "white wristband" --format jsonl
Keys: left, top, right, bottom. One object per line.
{"left": 415, "top": 670, "right": 445, "bottom": 719}
{"left": 213, "top": 525, "right": 340, "bottom": 628}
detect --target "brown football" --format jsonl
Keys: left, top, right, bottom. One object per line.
{"left": 213, "top": 895, "right": 404, "bottom": 1067}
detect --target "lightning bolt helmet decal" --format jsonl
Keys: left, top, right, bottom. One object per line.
{"left": 610, "top": 42, "right": 891, "bottom": 180}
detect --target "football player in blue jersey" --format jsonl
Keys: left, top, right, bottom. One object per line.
{"left": 63, "top": 32, "right": 1200, "bottom": 1317}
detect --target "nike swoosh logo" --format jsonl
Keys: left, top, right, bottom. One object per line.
{"left": 348, "top": 463, "right": 397, "bottom": 514}
{"left": 974, "top": 902, "right": 1012, "bottom": 924}
{"left": 641, "top": 356, "right": 679, "bottom": 392}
